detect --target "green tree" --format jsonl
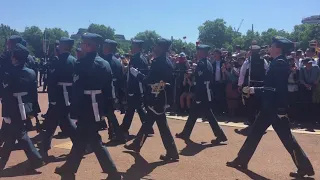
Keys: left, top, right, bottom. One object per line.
{"left": 134, "top": 30, "right": 161, "bottom": 51}
{"left": 87, "top": 23, "right": 115, "bottom": 40}
{"left": 0, "top": 24, "right": 20, "bottom": 53}
{"left": 198, "top": 19, "right": 233, "bottom": 48}
{"left": 44, "top": 28, "right": 69, "bottom": 56}
{"left": 22, "top": 26, "right": 43, "bottom": 57}
{"left": 172, "top": 39, "right": 196, "bottom": 56}
{"left": 118, "top": 41, "right": 130, "bottom": 54}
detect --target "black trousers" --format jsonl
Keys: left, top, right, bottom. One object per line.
{"left": 41, "top": 105, "right": 76, "bottom": 151}
{"left": 132, "top": 109, "right": 179, "bottom": 156}
{"left": 244, "top": 94, "right": 261, "bottom": 124}
{"left": 181, "top": 101, "right": 227, "bottom": 139}
{"left": 106, "top": 110, "right": 125, "bottom": 140}
{"left": 60, "top": 122, "right": 118, "bottom": 174}
{"left": 0, "top": 122, "right": 42, "bottom": 168}
{"left": 121, "top": 96, "right": 149, "bottom": 133}
{"left": 236, "top": 108, "right": 314, "bottom": 172}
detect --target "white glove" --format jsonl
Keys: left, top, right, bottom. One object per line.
{"left": 3, "top": 117, "right": 11, "bottom": 124}
{"left": 130, "top": 67, "right": 139, "bottom": 77}
{"left": 277, "top": 114, "right": 288, "bottom": 119}
{"left": 242, "top": 86, "right": 255, "bottom": 94}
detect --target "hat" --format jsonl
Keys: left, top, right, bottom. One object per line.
{"left": 179, "top": 52, "right": 186, "bottom": 57}
{"left": 60, "top": 37, "right": 75, "bottom": 46}
{"left": 306, "top": 48, "right": 316, "bottom": 53}
{"left": 156, "top": 38, "right": 171, "bottom": 46}
{"left": 155, "top": 38, "right": 172, "bottom": 50}
{"left": 196, "top": 44, "right": 211, "bottom": 51}
{"left": 272, "top": 36, "right": 294, "bottom": 51}
{"left": 82, "top": 33, "right": 102, "bottom": 44}
{"left": 12, "top": 43, "right": 29, "bottom": 60}
{"left": 103, "top": 39, "right": 118, "bottom": 46}
{"left": 235, "top": 45, "right": 241, "bottom": 49}
{"left": 21, "top": 39, "right": 27, "bottom": 47}
{"left": 9, "top": 35, "right": 23, "bottom": 44}
{"left": 297, "top": 49, "right": 303, "bottom": 52}
{"left": 249, "top": 45, "right": 261, "bottom": 50}
{"left": 131, "top": 39, "right": 144, "bottom": 47}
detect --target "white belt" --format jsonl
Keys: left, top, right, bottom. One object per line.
{"left": 58, "top": 82, "right": 72, "bottom": 106}
{"left": 84, "top": 90, "right": 102, "bottom": 122}
{"left": 13, "top": 92, "right": 28, "bottom": 120}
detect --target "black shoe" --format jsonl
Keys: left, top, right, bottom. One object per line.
{"left": 289, "top": 169, "right": 315, "bottom": 178}
{"left": 106, "top": 173, "right": 123, "bottom": 180}
{"left": 212, "top": 136, "right": 228, "bottom": 144}
{"left": 159, "top": 154, "right": 179, "bottom": 162}
{"left": 175, "top": 132, "right": 189, "bottom": 140}
{"left": 39, "top": 150, "right": 49, "bottom": 160}
{"left": 226, "top": 160, "right": 248, "bottom": 170}
{"left": 124, "top": 143, "right": 140, "bottom": 153}
{"left": 147, "top": 129, "right": 155, "bottom": 135}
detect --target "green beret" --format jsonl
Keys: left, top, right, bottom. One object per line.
{"left": 9, "top": 35, "right": 23, "bottom": 44}
{"left": 104, "top": 39, "right": 118, "bottom": 46}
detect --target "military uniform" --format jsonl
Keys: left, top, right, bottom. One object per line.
{"left": 120, "top": 39, "right": 153, "bottom": 135}
{"left": 176, "top": 45, "right": 228, "bottom": 144}
{"left": 55, "top": 33, "right": 122, "bottom": 180}
{"left": 39, "top": 38, "right": 77, "bottom": 157}
{"left": 102, "top": 39, "right": 126, "bottom": 142}
{"left": 238, "top": 45, "right": 269, "bottom": 125}
{"left": 0, "top": 35, "right": 23, "bottom": 146}
{"left": 0, "top": 43, "right": 45, "bottom": 171}
{"left": 124, "top": 38, "right": 179, "bottom": 161}
{"left": 227, "top": 37, "right": 314, "bottom": 178}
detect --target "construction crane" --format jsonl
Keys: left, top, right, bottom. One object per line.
{"left": 236, "top": 19, "right": 244, "bottom": 32}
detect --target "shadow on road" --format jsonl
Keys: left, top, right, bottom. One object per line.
{"left": 180, "top": 139, "right": 226, "bottom": 157}
{"left": 59, "top": 174, "right": 75, "bottom": 180}
{"left": 233, "top": 168, "right": 271, "bottom": 180}
{"left": 121, "top": 150, "right": 177, "bottom": 180}
{"left": 0, "top": 160, "right": 42, "bottom": 178}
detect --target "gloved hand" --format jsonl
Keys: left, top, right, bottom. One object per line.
{"left": 277, "top": 114, "right": 288, "bottom": 119}
{"left": 3, "top": 117, "right": 11, "bottom": 124}
{"left": 242, "top": 86, "right": 255, "bottom": 94}
{"left": 130, "top": 67, "right": 139, "bottom": 77}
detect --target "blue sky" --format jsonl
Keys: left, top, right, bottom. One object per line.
{"left": 1, "top": 0, "right": 318, "bottom": 43}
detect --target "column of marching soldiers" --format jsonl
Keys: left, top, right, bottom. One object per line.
{"left": 0, "top": 33, "right": 316, "bottom": 179}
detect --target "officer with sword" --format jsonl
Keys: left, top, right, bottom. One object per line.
{"left": 124, "top": 38, "right": 179, "bottom": 161}
{"left": 55, "top": 33, "right": 123, "bottom": 180}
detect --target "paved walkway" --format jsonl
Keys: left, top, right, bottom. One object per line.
{"left": 0, "top": 92, "right": 319, "bottom": 180}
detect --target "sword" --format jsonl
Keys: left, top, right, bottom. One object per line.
{"left": 58, "top": 82, "right": 72, "bottom": 106}
{"left": 84, "top": 90, "right": 102, "bottom": 122}
{"left": 13, "top": 92, "right": 28, "bottom": 120}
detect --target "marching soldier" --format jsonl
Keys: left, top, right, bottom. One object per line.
{"left": 0, "top": 35, "right": 24, "bottom": 147}
{"left": 124, "top": 38, "right": 179, "bottom": 161}
{"left": 55, "top": 33, "right": 122, "bottom": 180}
{"left": 39, "top": 37, "right": 77, "bottom": 158}
{"left": 175, "top": 44, "right": 228, "bottom": 144}
{"left": 227, "top": 36, "right": 315, "bottom": 178}
{"left": 21, "top": 39, "right": 42, "bottom": 132}
{"left": 120, "top": 39, "right": 154, "bottom": 136}
{"left": 0, "top": 43, "right": 45, "bottom": 171}
{"left": 102, "top": 39, "right": 126, "bottom": 142}
{"left": 238, "top": 45, "right": 269, "bottom": 126}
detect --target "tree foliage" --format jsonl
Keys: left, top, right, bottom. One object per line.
{"left": 0, "top": 18, "right": 319, "bottom": 57}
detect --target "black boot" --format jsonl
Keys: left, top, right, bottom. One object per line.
{"left": 159, "top": 154, "right": 179, "bottom": 162}
{"left": 175, "top": 132, "right": 189, "bottom": 140}
{"left": 289, "top": 169, "right": 315, "bottom": 178}
{"left": 226, "top": 159, "right": 248, "bottom": 170}
{"left": 124, "top": 143, "right": 140, "bottom": 153}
